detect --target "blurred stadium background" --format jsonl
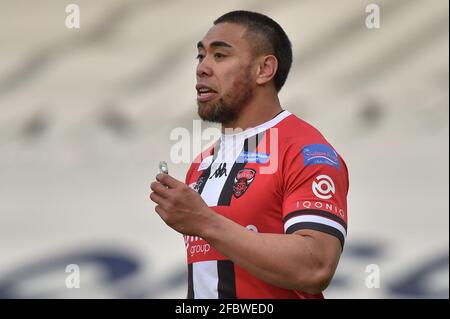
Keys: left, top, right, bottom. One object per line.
{"left": 0, "top": 0, "right": 448, "bottom": 298}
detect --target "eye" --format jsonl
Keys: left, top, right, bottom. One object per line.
{"left": 196, "top": 54, "right": 204, "bottom": 61}
{"left": 214, "top": 52, "right": 226, "bottom": 59}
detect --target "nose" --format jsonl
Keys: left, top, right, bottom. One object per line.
{"left": 196, "top": 57, "right": 212, "bottom": 78}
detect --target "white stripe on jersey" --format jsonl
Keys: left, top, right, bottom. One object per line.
{"left": 193, "top": 260, "right": 218, "bottom": 298}
{"left": 284, "top": 215, "right": 347, "bottom": 238}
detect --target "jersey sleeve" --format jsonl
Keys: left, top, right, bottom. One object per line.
{"left": 281, "top": 141, "right": 349, "bottom": 249}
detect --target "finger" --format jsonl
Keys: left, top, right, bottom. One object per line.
{"left": 156, "top": 173, "right": 183, "bottom": 189}
{"left": 150, "top": 181, "right": 171, "bottom": 198}
{"left": 149, "top": 191, "right": 169, "bottom": 207}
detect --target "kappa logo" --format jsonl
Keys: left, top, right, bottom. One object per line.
{"left": 233, "top": 168, "right": 256, "bottom": 198}
{"left": 209, "top": 163, "right": 227, "bottom": 179}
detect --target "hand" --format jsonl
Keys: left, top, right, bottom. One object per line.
{"left": 149, "top": 173, "right": 212, "bottom": 236}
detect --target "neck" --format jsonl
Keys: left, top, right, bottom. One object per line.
{"left": 221, "top": 89, "right": 283, "bottom": 134}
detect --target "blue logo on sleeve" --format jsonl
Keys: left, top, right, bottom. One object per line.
{"left": 236, "top": 151, "right": 269, "bottom": 163}
{"left": 301, "top": 144, "right": 340, "bottom": 169}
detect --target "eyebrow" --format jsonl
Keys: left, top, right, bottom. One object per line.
{"left": 197, "top": 40, "right": 233, "bottom": 49}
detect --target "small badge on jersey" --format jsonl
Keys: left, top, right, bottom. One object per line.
{"left": 236, "top": 151, "right": 269, "bottom": 164}
{"left": 190, "top": 176, "right": 207, "bottom": 193}
{"left": 301, "top": 144, "right": 340, "bottom": 169}
{"left": 198, "top": 155, "right": 213, "bottom": 171}
{"left": 233, "top": 168, "right": 256, "bottom": 198}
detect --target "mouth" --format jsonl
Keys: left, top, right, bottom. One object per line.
{"left": 196, "top": 84, "right": 218, "bottom": 103}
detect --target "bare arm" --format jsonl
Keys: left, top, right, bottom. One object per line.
{"left": 199, "top": 207, "right": 342, "bottom": 294}
{"left": 150, "top": 173, "right": 342, "bottom": 294}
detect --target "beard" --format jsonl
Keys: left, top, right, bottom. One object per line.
{"left": 197, "top": 66, "right": 254, "bottom": 125}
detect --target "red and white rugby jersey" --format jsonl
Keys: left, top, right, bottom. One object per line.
{"left": 184, "top": 110, "right": 349, "bottom": 299}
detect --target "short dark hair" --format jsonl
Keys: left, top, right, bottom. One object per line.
{"left": 214, "top": 10, "right": 292, "bottom": 92}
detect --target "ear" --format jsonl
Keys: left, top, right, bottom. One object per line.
{"left": 255, "top": 55, "right": 278, "bottom": 86}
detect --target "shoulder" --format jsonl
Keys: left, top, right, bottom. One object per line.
{"left": 275, "top": 113, "right": 343, "bottom": 160}
{"left": 276, "top": 112, "right": 330, "bottom": 146}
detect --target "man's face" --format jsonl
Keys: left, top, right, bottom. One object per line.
{"left": 196, "top": 23, "right": 256, "bottom": 124}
